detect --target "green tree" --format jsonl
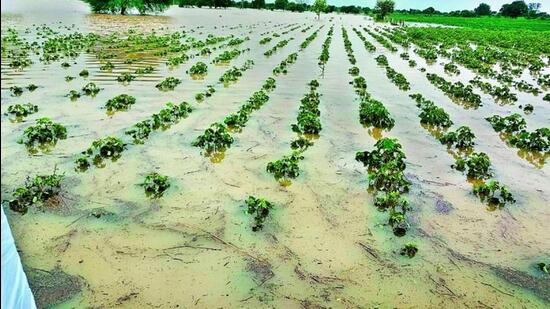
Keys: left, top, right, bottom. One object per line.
{"left": 252, "top": 0, "right": 265, "bottom": 9}
{"left": 474, "top": 3, "right": 492, "bottom": 16}
{"left": 500, "top": 1, "right": 528, "bottom": 17}
{"left": 84, "top": 0, "right": 171, "bottom": 15}
{"left": 423, "top": 7, "right": 436, "bottom": 14}
{"left": 374, "top": 0, "right": 395, "bottom": 20}
{"left": 312, "top": 0, "right": 327, "bottom": 19}
{"left": 274, "top": 0, "right": 288, "bottom": 10}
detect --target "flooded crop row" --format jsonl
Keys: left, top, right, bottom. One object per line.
{"left": 1, "top": 1, "right": 549, "bottom": 308}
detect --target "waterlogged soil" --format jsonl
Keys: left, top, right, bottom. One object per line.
{"left": 2, "top": 2, "right": 550, "bottom": 308}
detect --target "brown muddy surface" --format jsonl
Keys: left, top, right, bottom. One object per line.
{"left": 1, "top": 1, "right": 549, "bottom": 308}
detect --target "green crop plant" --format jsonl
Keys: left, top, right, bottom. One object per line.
{"left": 77, "top": 136, "right": 126, "bottom": 170}
{"left": 139, "top": 172, "right": 170, "bottom": 198}
{"left": 6, "top": 103, "right": 38, "bottom": 118}
{"left": 105, "top": 94, "right": 136, "bottom": 112}
{"left": 473, "top": 180, "right": 515, "bottom": 207}
{"left": 486, "top": 113, "right": 526, "bottom": 133}
{"left": 367, "top": 161, "right": 412, "bottom": 193}
{"left": 6, "top": 170, "right": 64, "bottom": 214}
{"left": 400, "top": 243, "right": 418, "bottom": 258}
{"left": 266, "top": 152, "right": 304, "bottom": 181}
{"left": 134, "top": 65, "right": 154, "bottom": 74}
{"left": 67, "top": 90, "right": 80, "bottom": 100}
{"left": 453, "top": 152, "right": 492, "bottom": 179}
{"left": 418, "top": 102, "right": 453, "bottom": 128}
{"left": 99, "top": 61, "right": 114, "bottom": 71}
{"left": 439, "top": 126, "right": 476, "bottom": 148}
{"left": 166, "top": 53, "right": 189, "bottom": 66}
{"left": 356, "top": 138, "right": 407, "bottom": 172}
{"left": 374, "top": 191, "right": 409, "bottom": 210}
{"left": 262, "top": 77, "right": 276, "bottom": 92}
{"left": 359, "top": 98, "right": 395, "bottom": 129}
{"left": 290, "top": 137, "right": 314, "bottom": 152}
{"left": 82, "top": 82, "right": 100, "bottom": 96}
{"left": 291, "top": 90, "right": 322, "bottom": 135}
{"left": 117, "top": 72, "right": 135, "bottom": 83}
{"left": 10, "top": 86, "right": 23, "bottom": 96}
{"left": 508, "top": 128, "right": 549, "bottom": 152}
{"left": 18, "top": 117, "right": 67, "bottom": 149}
{"left": 224, "top": 111, "right": 249, "bottom": 130}
{"left": 375, "top": 55, "right": 388, "bottom": 66}
{"left": 244, "top": 196, "right": 275, "bottom": 231}
{"left": 192, "top": 123, "right": 234, "bottom": 153}
{"left": 26, "top": 84, "right": 38, "bottom": 91}
{"left": 156, "top": 77, "right": 181, "bottom": 91}
{"left": 187, "top": 61, "right": 208, "bottom": 75}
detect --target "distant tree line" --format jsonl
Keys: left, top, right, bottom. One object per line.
{"left": 177, "top": 0, "right": 371, "bottom": 15}
{"left": 396, "top": 1, "right": 548, "bottom": 19}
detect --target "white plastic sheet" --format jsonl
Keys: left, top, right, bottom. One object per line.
{"left": 1, "top": 207, "right": 37, "bottom": 309}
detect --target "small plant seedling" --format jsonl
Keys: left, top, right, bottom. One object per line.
{"left": 244, "top": 196, "right": 274, "bottom": 231}
{"left": 290, "top": 137, "right": 314, "bottom": 152}
{"left": 508, "top": 128, "right": 549, "bottom": 152}
{"left": 418, "top": 102, "right": 453, "bottom": 128}
{"left": 359, "top": 98, "right": 395, "bottom": 129}
{"left": 439, "top": 126, "right": 476, "bottom": 148}
{"left": 453, "top": 152, "right": 492, "bottom": 179}
{"left": 187, "top": 61, "right": 208, "bottom": 75}
{"left": 65, "top": 76, "right": 75, "bottom": 82}
{"left": 77, "top": 136, "right": 126, "bottom": 169}
{"left": 195, "top": 93, "right": 205, "bottom": 101}
{"left": 10, "top": 86, "right": 23, "bottom": 96}
{"left": 139, "top": 173, "right": 170, "bottom": 198}
{"left": 400, "top": 243, "right": 418, "bottom": 258}
{"left": 26, "top": 84, "right": 38, "bottom": 91}
{"left": 266, "top": 152, "right": 304, "bottom": 181}
{"left": 67, "top": 90, "right": 81, "bottom": 100}
{"left": 156, "top": 77, "right": 181, "bottom": 91}
{"left": 486, "top": 113, "right": 526, "bottom": 134}
{"left": 135, "top": 66, "right": 154, "bottom": 75}
{"left": 262, "top": 77, "right": 276, "bottom": 92}
{"left": 192, "top": 123, "right": 234, "bottom": 153}
{"left": 374, "top": 191, "right": 409, "bottom": 210}
{"left": 82, "top": 82, "right": 100, "bottom": 96}
{"left": 6, "top": 103, "right": 38, "bottom": 118}
{"left": 6, "top": 169, "right": 64, "bottom": 214}
{"left": 388, "top": 207, "right": 409, "bottom": 236}
{"left": 349, "top": 66, "right": 360, "bottom": 76}
{"left": 473, "top": 180, "right": 515, "bottom": 207}
{"left": 117, "top": 72, "right": 136, "bottom": 83}
{"left": 100, "top": 61, "right": 115, "bottom": 71}
{"left": 79, "top": 69, "right": 89, "bottom": 77}
{"left": 18, "top": 117, "right": 67, "bottom": 149}
{"left": 105, "top": 94, "right": 136, "bottom": 112}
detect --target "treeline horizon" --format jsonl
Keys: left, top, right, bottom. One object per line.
{"left": 82, "top": 0, "right": 549, "bottom": 19}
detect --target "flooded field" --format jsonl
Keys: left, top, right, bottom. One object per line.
{"left": 1, "top": 1, "right": 549, "bottom": 308}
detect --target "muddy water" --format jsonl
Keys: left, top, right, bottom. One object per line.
{"left": 2, "top": 2, "right": 550, "bottom": 308}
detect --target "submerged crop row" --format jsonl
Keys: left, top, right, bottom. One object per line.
{"left": 266, "top": 80, "right": 321, "bottom": 184}
{"left": 486, "top": 114, "right": 549, "bottom": 166}
{"left": 410, "top": 94, "right": 515, "bottom": 208}
{"left": 343, "top": 27, "right": 413, "bottom": 245}
{"left": 193, "top": 26, "right": 326, "bottom": 162}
